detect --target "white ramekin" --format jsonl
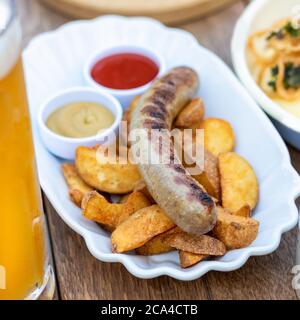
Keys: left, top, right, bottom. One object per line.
{"left": 38, "top": 87, "right": 122, "bottom": 160}
{"left": 231, "top": 0, "right": 300, "bottom": 150}
{"left": 83, "top": 44, "right": 166, "bottom": 109}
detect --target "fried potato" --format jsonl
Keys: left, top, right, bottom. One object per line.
{"left": 119, "top": 191, "right": 152, "bottom": 224}
{"left": 82, "top": 190, "right": 151, "bottom": 231}
{"left": 136, "top": 227, "right": 181, "bottom": 255}
{"left": 179, "top": 251, "right": 209, "bottom": 268}
{"left": 133, "top": 180, "right": 155, "bottom": 203}
{"left": 234, "top": 205, "right": 252, "bottom": 218}
{"left": 165, "top": 233, "right": 226, "bottom": 256}
{"left": 200, "top": 118, "right": 235, "bottom": 156}
{"left": 122, "top": 95, "right": 140, "bottom": 126}
{"left": 61, "top": 163, "right": 93, "bottom": 207}
{"left": 192, "top": 149, "right": 221, "bottom": 200}
{"left": 219, "top": 152, "right": 259, "bottom": 212}
{"left": 175, "top": 98, "right": 205, "bottom": 129}
{"left": 111, "top": 205, "right": 175, "bottom": 253}
{"left": 213, "top": 206, "right": 259, "bottom": 249}
{"left": 76, "top": 146, "right": 141, "bottom": 194}
{"left": 120, "top": 194, "right": 131, "bottom": 204}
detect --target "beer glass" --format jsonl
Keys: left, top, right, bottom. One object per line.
{"left": 297, "top": 221, "right": 300, "bottom": 299}
{"left": 0, "top": 0, "right": 55, "bottom": 299}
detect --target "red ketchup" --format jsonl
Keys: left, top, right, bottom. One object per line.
{"left": 91, "top": 53, "right": 159, "bottom": 90}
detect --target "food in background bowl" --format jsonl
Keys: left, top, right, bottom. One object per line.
{"left": 247, "top": 17, "right": 300, "bottom": 118}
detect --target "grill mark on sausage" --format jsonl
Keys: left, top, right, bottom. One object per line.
{"left": 150, "top": 99, "right": 166, "bottom": 110}
{"left": 174, "top": 175, "right": 214, "bottom": 208}
{"left": 141, "top": 105, "right": 167, "bottom": 121}
{"left": 151, "top": 87, "right": 175, "bottom": 105}
{"left": 143, "top": 119, "right": 167, "bottom": 130}
{"left": 170, "top": 152, "right": 175, "bottom": 163}
{"left": 141, "top": 67, "right": 197, "bottom": 133}
{"left": 160, "top": 67, "right": 196, "bottom": 88}
{"left": 166, "top": 80, "right": 175, "bottom": 86}
{"left": 170, "top": 164, "right": 186, "bottom": 174}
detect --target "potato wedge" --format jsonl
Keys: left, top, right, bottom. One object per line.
{"left": 61, "top": 163, "right": 93, "bottom": 207}
{"left": 219, "top": 152, "right": 259, "bottom": 212}
{"left": 234, "top": 205, "right": 252, "bottom": 218}
{"left": 76, "top": 146, "right": 141, "bottom": 194}
{"left": 111, "top": 205, "right": 175, "bottom": 253}
{"left": 213, "top": 206, "right": 259, "bottom": 249}
{"left": 120, "top": 194, "right": 130, "bottom": 204}
{"left": 82, "top": 190, "right": 151, "bottom": 231}
{"left": 133, "top": 180, "right": 155, "bottom": 203}
{"left": 122, "top": 95, "right": 140, "bottom": 126}
{"left": 175, "top": 98, "right": 205, "bottom": 129}
{"left": 179, "top": 251, "right": 209, "bottom": 268}
{"left": 165, "top": 233, "right": 226, "bottom": 256}
{"left": 136, "top": 227, "right": 181, "bottom": 255}
{"left": 201, "top": 118, "right": 235, "bottom": 156}
{"left": 192, "top": 149, "right": 220, "bottom": 200}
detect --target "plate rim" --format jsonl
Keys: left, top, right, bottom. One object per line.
{"left": 23, "top": 15, "right": 300, "bottom": 281}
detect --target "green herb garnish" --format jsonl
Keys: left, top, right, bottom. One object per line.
{"left": 284, "top": 62, "right": 300, "bottom": 89}
{"left": 267, "top": 29, "right": 285, "bottom": 40}
{"left": 284, "top": 22, "right": 300, "bottom": 37}
{"left": 267, "top": 62, "right": 300, "bottom": 91}
{"left": 271, "top": 65, "right": 279, "bottom": 76}
{"left": 267, "top": 21, "right": 300, "bottom": 40}
{"left": 268, "top": 80, "right": 277, "bottom": 91}
{"left": 267, "top": 65, "right": 279, "bottom": 91}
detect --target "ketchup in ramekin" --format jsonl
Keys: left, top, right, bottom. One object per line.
{"left": 84, "top": 45, "right": 165, "bottom": 108}
{"left": 91, "top": 53, "right": 159, "bottom": 90}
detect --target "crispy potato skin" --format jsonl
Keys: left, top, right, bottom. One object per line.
{"left": 111, "top": 205, "right": 175, "bottom": 253}
{"left": 61, "top": 78, "right": 261, "bottom": 268}
{"left": 201, "top": 118, "right": 235, "bottom": 156}
{"left": 82, "top": 190, "right": 151, "bottom": 230}
{"left": 61, "top": 163, "right": 93, "bottom": 207}
{"left": 213, "top": 206, "right": 259, "bottom": 249}
{"left": 136, "top": 227, "right": 181, "bottom": 255}
{"left": 234, "top": 205, "right": 252, "bottom": 218}
{"left": 192, "top": 149, "right": 221, "bottom": 200}
{"left": 219, "top": 152, "right": 259, "bottom": 212}
{"left": 175, "top": 98, "right": 205, "bottom": 128}
{"left": 179, "top": 251, "right": 208, "bottom": 268}
{"left": 122, "top": 95, "right": 141, "bottom": 138}
{"left": 133, "top": 180, "right": 155, "bottom": 203}
{"left": 165, "top": 232, "right": 226, "bottom": 256}
{"left": 75, "top": 146, "right": 141, "bottom": 194}
{"left": 122, "top": 96, "right": 140, "bottom": 124}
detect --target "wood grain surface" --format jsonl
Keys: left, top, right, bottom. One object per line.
{"left": 41, "top": 0, "right": 239, "bottom": 25}
{"left": 17, "top": 0, "right": 300, "bottom": 300}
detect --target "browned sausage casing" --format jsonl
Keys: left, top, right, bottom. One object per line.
{"left": 130, "top": 67, "right": 217, "bottom": 235}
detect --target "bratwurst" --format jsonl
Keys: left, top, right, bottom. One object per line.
{"left": 130, "top": 67, "right": 217, "bottom": 235}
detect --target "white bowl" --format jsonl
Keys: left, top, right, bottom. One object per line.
{"left": 38, "top": 87, "right": 122, "bottom": 160}
{"left": 83, "top": 45, "right": 166, "bottom": 109}
{"left": 24, "top": 15, "right": 300, "bottom": 280}
{"left": 231, "top": 0, "right": 300, "bottom": 150}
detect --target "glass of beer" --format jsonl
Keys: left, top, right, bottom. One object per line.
{"left": 0, "top": 0, "right": 55, "bottom": 300}
{"left": 297, "top": 221, "right": 300, "bottom": 299}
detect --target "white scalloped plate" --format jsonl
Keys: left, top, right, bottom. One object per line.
{"left": 23, "top": 15, "right": 300, "bottom": 280}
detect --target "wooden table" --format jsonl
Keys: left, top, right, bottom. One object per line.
{"left": 18, "top": 0, "right": 300, "bottom": 300}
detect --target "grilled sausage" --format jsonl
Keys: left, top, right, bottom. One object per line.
{"left": 130, "top": 67, "right": 217, "bottom": 235}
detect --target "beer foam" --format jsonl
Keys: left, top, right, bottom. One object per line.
{"left": 0, "top": 0, "right": 21, "bottom": 80}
